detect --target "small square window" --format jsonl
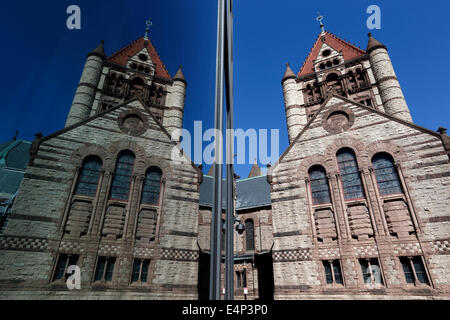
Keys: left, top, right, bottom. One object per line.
{"left": 400, "top": 256, "right": 429, "bottom": 286}
{"left": 53, "top": 254, "right": 79, "bottom": 281}
{"left": 131, "top": 259, "right": 151, "bottom": 284}
{"left": 323, "top": 260, "right": 343, "bottom": 285}
{"left": 94, "top": 256, "right": 116, "bottom": 283}
{"left": 359, "top": 258, "right": 383, "bottom": 285}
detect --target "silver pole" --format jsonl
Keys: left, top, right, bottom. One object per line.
{"left": 224, "top": 0, "right": 235, "bottom": 301}
{"left": 209, "top": 0, "right": 225, "bottom": 301}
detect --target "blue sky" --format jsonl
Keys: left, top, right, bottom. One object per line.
{"left": 0, "top": 0, "right": 449, "bottom": 178}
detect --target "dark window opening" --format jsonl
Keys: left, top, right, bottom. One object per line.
{"left": 245, "top": 219, "right": 255, "bottom": 251}
{"left": 323, "top": 260, "right": 343, "bottom": 285}
{"left": 53, "top": 254, "right": 79, "bottom": 281}
{"left": 309, "top": 165, "right": 331, "bottom": 205}
{"left": 360, "top": 258, "right": 384, "bottom": 285}
{"left": 141, "top": 167, "right": 163, "bottom": 205}
{"left": 372, "top": 153, "right": 403, "bottom": 196}
{"left": 337, "top": 148, "right": 365, "bottom": 200}
{"left": 75, "top": 156, "right": 102, "bottom": 197}
{"left": 400, "top": 256, "right": 430, "bottom": 285}
{"left": 94, "top": 256, "right": 116, "bottom": 283}
{"left": 109, "top": 151, "right": 135, "bottom": 201}
{"left": 131, "top": 259, "right": 150, "bottom": 283}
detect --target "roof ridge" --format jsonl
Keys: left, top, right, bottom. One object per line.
{"left": 107, "top": 36, "right": 142, "bottom": 60}
{"left": 325, "top": 31, "right": 365, "bottom": 54}
{"left": 146, "top": 37, "right": 171, "bottom": 80}
{"left": 298, "top": 31, "right": 366, "bottom": 77}
{"left": 107, "top": 36, "right": 171, "bottom": 80}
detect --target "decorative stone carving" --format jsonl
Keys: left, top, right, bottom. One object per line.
{"left": 135, "top": 208, "right": 158, "bottom": 243}
{"left": 383, "top": 199, "right": 415, "bottom": 238}
{"left": 314, "top": 208, "right": 337, "bottom": 243}
{"left": 347, "top": 204, "right": 373, "bottom": 240}
{"left": 117, "top": 110, "right": 149, "bottom": 137}
{"left": 102, "top": 204, "right": 126, "bottom": 239}
{"left": 65, "top": 200, "right": 93, "bottom": 237}
{"left": 322, "top": 106, "right": 355, "bottom": 134}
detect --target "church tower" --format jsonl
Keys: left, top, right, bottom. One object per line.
{"left": 282, "top": 27, "right": 413, "bottom": 143}
{"left": 65, "top": 31, "right": 187, "bottom": 138}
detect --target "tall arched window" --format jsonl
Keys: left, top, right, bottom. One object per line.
{"left": 141, "top": 167, "right": 163, "bottom": 205}
{"left": 109, "top": 150, "right": 135, "bottom": 201}
{"left": 337, "top": 148, "right": 365, "bottom": 200}
{"left": 74, "top": 156, "right": 103, "bottom": 197}
{"left": 309, "top": 165, "right": 331, "bottom": 205}
{"left": 245, "top": 219, "right": 255, "bottom": 251}
{"left": 372, "top": 153, "right": 403, "bottom": 195}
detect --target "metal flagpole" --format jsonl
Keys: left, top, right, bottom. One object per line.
{"left": 224, "top": 0, "right": 235, "bottom": 301}
{"left": 209, "top": 0, "right": 225, "bottom": 301}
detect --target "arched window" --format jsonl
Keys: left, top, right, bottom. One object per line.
{"left": 309, "top": 165, "right": 331, "bottom": 205}
{"left": 372, "top": 153, "right": 403, "bottom": 195}
{"left": 245, "top": 219, "right": 255, "bottom": 251}
{"left": 337, "top": 148, "right": 365, "bottom": 200}
{"left": 75, "top": 156, "right": 103, "bottom": 197}
{"left": 141, "top": 167, "right": 163, "bottom": 205}
{"left": 109, "top": 150, "right": 135, "bottom": 201}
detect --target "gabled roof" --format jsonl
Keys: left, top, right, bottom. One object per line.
{"left": 199, "top": 175, "right": 271, "bottom": 211}
{"left": 271, "top": 94, "right": 442, "bottom": 172}
{"left": 298, "top": 31, "right": 366, "bottom": 77}
{"left": 0, "top": 140, "right": 31, "bottom": 170}
{"left": 108, "top": 37, "right": 171, "bottom": 80}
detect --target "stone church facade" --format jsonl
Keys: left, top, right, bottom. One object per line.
{"left": 0, "top": 28, "right": 449, "bottom": 300}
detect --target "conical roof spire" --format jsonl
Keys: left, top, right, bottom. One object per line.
{"left": 248, "top": 159, "right": 262, "bottom": 178}
{"left": 367, "top": 33, "right": 387, "bottom": 53}
{"left": 207, "top": 164, "right": 214, "bottom": 176}
{"left": 282, "top": 63, "right": 297, "bottom": 82}
{"left": 88, "top": 40, "right": 106, "bottom": 59}
{"left": 173, "top": 65, "right": 187, "bottom": 85}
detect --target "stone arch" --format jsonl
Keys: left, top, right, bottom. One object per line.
{"left": 366, "top": 141, "right": 407, "bottom": 165}
{"left": 107, "top": 139, "right": 148, "bottom": 174}
{"left": 297, "top": 155, "right": 329, "bottom": 180}
{"left": 70, "top": 144, "right": 111, "bottom": 169}
{"left": 141, "top": 155, "right": 175, "bottom": 181}
{"left": 324, "top": 137, "right": 370, "bottom": 171}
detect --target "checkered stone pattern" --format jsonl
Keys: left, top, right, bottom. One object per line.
{"left": 133, "top": 247, "right": 155, "bottom": 257}
{"left": 98, "top": 244, "right": 121, "bottom": 256}
{"left": 318, "top": 247, "right": 340, "bottom": 260}
{"left": 433, "top": 239, "right": 450, "bottom": 255}
{"left": 160, "top": 248, "right": 199, "bottom": 262}
{"left": 273, "top": 248, "right": 312, "bottom": 262}
{"left": 0, "top": 236, "right": 49, "bottom": 252}
{"left": 59, "top": 241, "right": 85, "bottom": 254}
{"left": 392, "top": 242, "right": 421, "bottom": 256}
{"left": 352, "top": 244, "right": 378, "bottom": 258}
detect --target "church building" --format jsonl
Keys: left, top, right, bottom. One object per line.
{"left": 0, "top": 24, "right": 449, "bottom": 299}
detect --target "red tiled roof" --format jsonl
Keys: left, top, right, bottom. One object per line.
{"left": 298, "top": 31, "right": 366, "bottom": 77}
{"left": 108, "top": 37, "right": 172, "bottom": 80}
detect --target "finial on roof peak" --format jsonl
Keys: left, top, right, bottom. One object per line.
{"left": 316, "top": 12, "right": 325, "bottom": 33}
{"left": 248, "top": 160, "right": 262, "bottom": 178}
{"left": 366, "top": 32, "right": 387, "bottom": 53}
{"left": 144, "top": 19, "right": 152, "bottom": 40}
{"left": 88, "top": 40, "right": 106, "bottom": 59}
{"left": 173, "top": 65, "right": 187, "bottom": 84}
{"left": 282, "top": 63, "right": 296, "bottom": 83}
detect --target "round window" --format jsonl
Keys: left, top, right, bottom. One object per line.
{"left": 322, "top": 49, "right": 331, "bottom": 57}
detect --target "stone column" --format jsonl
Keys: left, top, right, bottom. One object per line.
{"left": 65, "top": 41, "right": 105, "bottom": 127}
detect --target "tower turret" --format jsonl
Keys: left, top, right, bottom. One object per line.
{"left": 163, "top": 65, "right": 187, "bottom": 139}
{"left": 282, "top": 63, "right": 307, "bottom": 144}
{"left": 367, "top": 33, "right": 413, "bottom": 122}
{"left": 65, "top": 41, "right": 105, "bottom": 127}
